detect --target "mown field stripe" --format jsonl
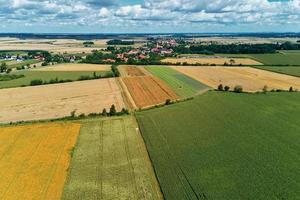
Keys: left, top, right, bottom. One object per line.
{"left": 145, "top": 66, "right": 209, "bottom": 98}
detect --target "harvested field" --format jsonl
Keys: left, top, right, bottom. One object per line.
{"left": 62, "top": 117, "right": 162, "bottom": 200}
{"left": 0, "top": 79, "right": 125, "bottom": 123}
{"left": 173, "top": 66, "right": 300, "bottom": 92}
{"left": 162, "top": 57, "right": 262, "bottom": 65}
{"left": 122, "top": 76, "right": 179, "bottom": 109}
{"left": 0, "top": 123, "right": 81, "bottom": 200}
{"left": 35, "top": 63, "right": 111, "bottom": 72}
{"left": 0, "top": 38, "right": 107, "bottom": 53}
{"left": 119, "top": 65, "right": 147, "bottom": 77}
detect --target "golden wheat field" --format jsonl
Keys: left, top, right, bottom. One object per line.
{"left": 0, "top": 123, "right": 80, "bottom": 200}
{"left": 162, "top": 57, "right": 262, "bottom": 65}
{"left": 34, "top": 63, "right": 111, "bottom": 72}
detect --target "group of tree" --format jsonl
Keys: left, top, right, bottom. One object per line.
{"left": 107, "top": 39, "right": 134, "bottom": 45}
{"left": 173, "top": 42, "right": 300, "bottom": 54}
{"left": 83, "top": 41, "right": 94, "bottom": 47}
{"left": 218, "top": 84, "right": 243, "bottom": 93}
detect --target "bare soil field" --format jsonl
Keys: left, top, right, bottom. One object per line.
{"left": 173, "top": 66, "right": 300, "bottom": 92}
{"left": 0, "top": 123, "right": 80, "bottom": 200}
{"left": 34, "top": 63, "right": 111, "bottom": 72}
{"left": 122, "top": 76, "right": 179, "bottom": 109}
{"left": 0, "top": 38, "right": 107, "bottom": 53}
{"left": 163, "top": 57, "right": 262, "bottom": 65}
{"left": 119, "top": 65, "right": 147, "bottom": 77}
{"left": 0, "top": 79, "right": 125, "bottom": 123}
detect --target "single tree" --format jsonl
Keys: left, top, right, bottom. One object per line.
{"left": 218, "top": 84, "right": 224, "bottom": 91}
{"left": 109, "top": 105, "right": 117, "bottom": 116}
{"left": 102, "top": 108, "right": 107, "bottom": 116}
{"left": 224, "top": 86, "right": 230, "bottom": 91}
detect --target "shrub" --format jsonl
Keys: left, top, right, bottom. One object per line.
{"left": 102, "top": 108, "right": 107, "bottom": 116}
{"left": 263, "top": 85, "right": 268, "bottom": 93}
{"left": 70, "top": 110, "right": 76, "bottom": 118}
{"left": 224, "top": 86, "right": 230, "bottom": 91}
{"left": 165, "top": 99, "right": 172, "bottom": 105}
{"left": 30, "top": 79, "right": 43, "bottom": 86}
{"left": 120, "top": 108, "right": 129, "bottom": 115}
{"left": 218, "top": 84, "right": 224, "bottom": 91}
{"left": 234, "top": 85, "right": 243, "bottom": 93}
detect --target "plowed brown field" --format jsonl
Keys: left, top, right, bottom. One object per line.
{"left": 120, "top": 65, "right": 147, "bottom": 77}
{"left": 0, "top": 78, "right": 125, "bottom": 123}
{"left": 0, "top": 123, "right": 80, "bottom": 200}
{"left": 122, "top": 76, "right": 179, "bottom": 109}
{"left": 173, "top": 66, "right": 300, "bottom": 92}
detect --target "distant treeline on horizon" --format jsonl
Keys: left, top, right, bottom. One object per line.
{"left": 0, "top": 33, "right": 300, "bottom": 40}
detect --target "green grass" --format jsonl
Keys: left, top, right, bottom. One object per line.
{"left": 0, "top": 71, "right": 112, "bottom": 89}
{"left": 136, "top": 91, "right": 300, "bottom": 200}
{"left": 62, "top": 116, "right": 162, "bottom": 200}
{"left": 7, "top": 59, "right": 40, "bottom": 69}
{"left": 248, "top": 53, "right": 300, "bottom": 65}
{"left": 180, "top": 52, "right": 300, "bottom": 66}
{"left": 145, "top": 66, "right": 209, "bottom": 98}
{"left": 254, "top": 66, "right": 300, "bottom": 77}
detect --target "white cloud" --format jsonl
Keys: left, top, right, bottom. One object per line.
{"left": 1, "top": 0, "right": 300, "bottom": 32}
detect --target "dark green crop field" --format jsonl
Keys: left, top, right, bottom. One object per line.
{"left": 145, "top": 66, "right": 209, "bottom": 98}
{"left": 254, "top": 66, "right": 300, "bottom": 77}
{"left": 136, "top": 92, "right": 300, "bottom": 200}
{"left": 249, "top": 53, "right": 300, "bottom": 65}
{"left": 0, "top": 70, "right": 112, "bottom": 89}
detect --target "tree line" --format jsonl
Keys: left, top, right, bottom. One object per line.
{"left": 173, "top": 42, "right": 300, "bottom": 54}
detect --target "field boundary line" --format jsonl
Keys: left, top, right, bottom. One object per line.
{"left": 117, "top": 78, "right": 137, "bottom": 109}
{"left": 132, "top": 116, "right": 164, "bottom": 200}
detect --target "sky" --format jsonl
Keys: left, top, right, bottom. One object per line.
{"left": 0, "top": 0, "right": 300, "bottom": 33}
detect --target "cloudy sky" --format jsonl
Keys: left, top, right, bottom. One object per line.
{"left": 0, "top": 0, "right": 299, "bottom": 33}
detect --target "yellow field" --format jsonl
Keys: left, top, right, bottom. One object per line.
{"left": 0, "top": 123, "right": 81, "bottom": 200}
{"left": 162, "top": 57, "right": 262, "bottom": 65}
{"left": 34, "top": 63, "right": 111, "bottom": 72}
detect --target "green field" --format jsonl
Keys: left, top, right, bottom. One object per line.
{"left": 62, "top": 117, "right": 162, "bottom": 200}
{"left": 249, "top": 53, "right": 300, "bottom": 65}
{"left": 2, "top": 59, "right": 40, "bottom": 69}
{"left": 145, "top": 66, "right": 209, "bottom": 98}
{"left": 180, "top": 52, "right": 300, "bottom": 66}
{"left": 136, "top": 92, "right": 300, "bottom": 200}
{"left": 0, "top": 70, "right": 112, "bottom": 89}
{"left": 255, "top": 66, "right": 300, "bottom": 77}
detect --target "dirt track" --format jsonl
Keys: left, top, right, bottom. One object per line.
{"left": 0, "top": 79, "right": 125, "bottom": 123}
{"left": 173, "top": 66, "right": 300, "bottom": 92}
